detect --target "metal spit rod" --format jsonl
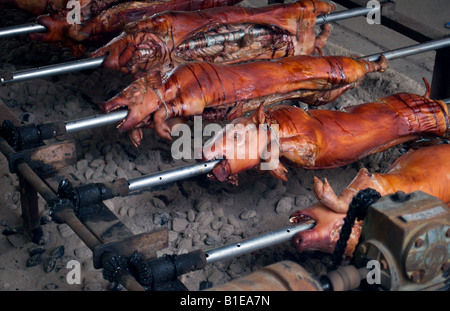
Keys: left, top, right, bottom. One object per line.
{"left": 0, "top": 56, "right": 106, "bottom": 85}
{"left": 127, "top": 159, "right": 220, "bottom": 193}
{"left": 0, "top": 6, "right": 378, "bottom": 39}
{"left": 0, "top": 22, "right": 46, "bottom": 38}
{"left": 3, "top": 34, "right": 450, "bottom": 86}
{"left": 65, "top": 110, "right": 128, "bottom": 134}
{"left": 0, "top": 6, "right": 380, "bottom": 85}
{"left": 204, "top": 221, "right": 314, "bottom": 264}
{"left": 41, "top": 36, "right": 447, "bottom": 134}
{"left": 177, "top": 6, "right": 380, "bottom": 51}
{"left": 364, "top": 36, "right": 450, "bottom": 62}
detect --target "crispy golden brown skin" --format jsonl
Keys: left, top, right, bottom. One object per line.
{"left": 203, "top": 81, "right": 449, "bottom": 182}
{"left": 29, "top": 0, "right": 243, "bottom": 56}
{"left": 90, "top": 0, "right": 336, "bottom": 76}
{"left": 99, "top": 54, "right": 387, "bottom": 145}
{"left": 289, "top": 143, "right": 450, "bottom": 256}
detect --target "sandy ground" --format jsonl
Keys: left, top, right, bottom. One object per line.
{"left": 0, "top": 0, "right": 448, "bottom": 291}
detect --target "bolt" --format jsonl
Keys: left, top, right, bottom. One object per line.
{"left": 391, "top": 191, "right": 407, "bottom": 202}
{"left": 415, "top": 238, "right": 424, "bottom": 248}
{"left": 358, "top": 244, "right": 367, "bottom": 255}
{"left": 410, "top": 271, "right": 422, "bottom": 283}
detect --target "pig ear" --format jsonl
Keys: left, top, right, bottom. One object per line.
{"left": 312, "top": 177, "right": 347, "bottom": 213}
{"left": 252, "top": 103, "right": 266, "bottom": 125}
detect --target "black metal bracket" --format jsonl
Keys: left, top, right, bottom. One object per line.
{"left": 128, "top": 250, "right": 206, "bottom": 290}
{"left": 57, "top": 178, "right": 130, "bottom": 216}
{"left": 1, "top": 119, "right": 65, "bottom": 151}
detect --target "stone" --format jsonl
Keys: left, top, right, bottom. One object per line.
{"left": 204, "top": 234, "right": 222, "bottom": 246}
{"left": 195, "top": 211, "right": 214, "bottom": 228}
{"left": 76, "top": 159, "right": 89, "bottom": 174}
{"left": 219, "top": 224, "right": 234, "bottom": 238}
{"left": 90, "top": 159, "right": 105, "bottom": 168}
{"left": 92, "top": 166, "right": 104, "bottom": 179}
{"left": 177, "top": 237, "right": 193, "bottom": 250}
{"left": 153, "top": 212, "right": 170, "bottom": 226}
{"left": 239, "top": 209, "right": 257, "bottom": 220}
{"left": 195, "top": 198, "right": 211, "bottom": 212}
{"left": 172, "top": 218, "right": 188, "bottom": 232}
{"left": 104, "top": 161, "right": 118, "bottom": 175}
{"left": 187, "top": 209, "right": 196, "bottom": 222}
{"left": 26, "top": 254, "right": 43, "bottom": 267}
{"left": 276, "top": 197, "right": 293, "bottom": 214}
{"left": 84, "top": 167, "right": 94, "bottom": 180}
{"left": 151, "top": 197, "right": 166, "bottom": 209}
{"left": 212, "top": 207, "right": 224, "bottom": 218}
{"left": 211, "top": 220, "right": 223, "bottom": 231}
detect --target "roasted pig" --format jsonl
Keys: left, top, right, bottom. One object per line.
{"left": 202, "top": 80, "right": 448, "bottom": 183}
{"left": 91, "top": 0, "right": 336, "bottom": 76}
{"left": 289, "top": 143, "right": 450, "bottom": 256}
{"left": 99, "top": 54, "right": 388, "bottom": 145}
{"left": 30, "top": 0, "right": 242, "bottom": 56}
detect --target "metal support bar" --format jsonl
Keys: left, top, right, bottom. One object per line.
{"left": 18, "top": 173, "right": 41, "bottom": 243}
{"left": 127, "top": 160, "right": 220, "bottom": 193}
{"left": 65, "top": 110, "right": 128, "bottom": 134}
{"left": 333, "top": 0, "right": 446, "bottom": 42}
{"left": 0, "top": 4, "right": 378, "bottom": 40}
{"left": 1, "top": 57, "right": 106, "bottom": 85}
{"left": 129, "top": 222, "right": 314, "bottom": 288}
{"left": 430, "top": 47, "right": 450, "bottom": 100}
{"left": 204, "top": 221, "right": 315, "bottom": 264}
{"left": 3, "top": 37, "right": 449, "bottom": 146}
{"left": 3, "top": 36, "right": 450, "bottom": 86}
{"left": 0, "top": 23, "right": 46, "bottom": 38}
{"left": 363, "top": 36, "right": 450, "bottom": 62}
{"left": 316, "top": 6, "right": 379, "bottom": 24}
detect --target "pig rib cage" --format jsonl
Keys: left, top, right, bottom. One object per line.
{"left": 1, "top": 1, "right": 450, "bottom": 291}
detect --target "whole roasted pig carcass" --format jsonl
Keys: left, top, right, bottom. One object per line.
{"left": 202, "top": 80, "right": 449, "bottom": 183}
{"left": 30, "top": 0, "right": 242, "bottom": 57}
{"left": 100, "top": 54, "right": 388, "bottom": 145}
{"left": 289, "top": 143, "right": 450, "bottom": 256}
{"left": 91, "top": 0, "right": 336, "bottom": 77}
